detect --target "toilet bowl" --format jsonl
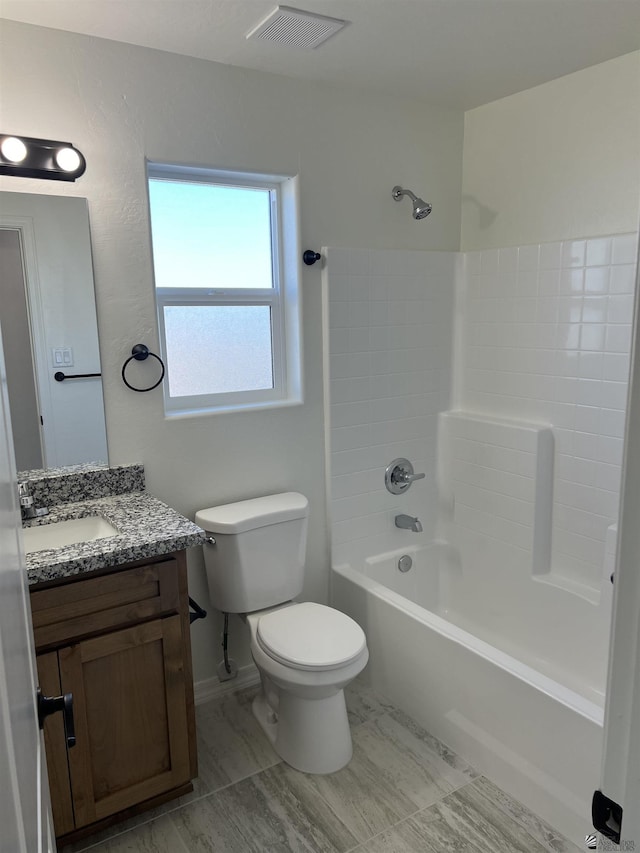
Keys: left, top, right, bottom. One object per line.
{"left": 195, "top": 492, "right": 369, "bottom": 775}
{"left": 246, "top": 601, "right": 368, "bottom": 774}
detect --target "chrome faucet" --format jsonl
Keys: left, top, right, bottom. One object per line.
{"left": 395, "top": 514, "right": 423, "bottom": 533}
{"left": 18, "top": 482, "right": 48, "bottom": 520}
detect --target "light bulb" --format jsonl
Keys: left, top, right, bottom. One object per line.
{"left": 55, "top": 147, "right": 82, "bottom": 172}
{"left": 1, "top": 136, "right": 27, "bottom": 163}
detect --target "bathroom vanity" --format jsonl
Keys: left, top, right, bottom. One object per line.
{"left": 22, "top": 464, "right": 205, "bottom": 847}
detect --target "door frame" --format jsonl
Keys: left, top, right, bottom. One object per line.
{"left": 599, "top": 241, "right": 640, "bottom": 845}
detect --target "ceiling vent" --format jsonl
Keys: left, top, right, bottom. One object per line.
{"left": 246, "top": 5, "right": 349, "bottom": 49}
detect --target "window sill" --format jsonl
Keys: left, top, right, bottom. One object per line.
{"left": 164, "top": 396, "right": 303, "bottom": 420}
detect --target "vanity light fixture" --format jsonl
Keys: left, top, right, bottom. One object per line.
{"left": 1, "top": 136, "right": 27, "bottom": 163}
{"left": 0, "top": 134, "right": 86, "bottom": 181}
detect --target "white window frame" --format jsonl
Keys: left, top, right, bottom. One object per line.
{"left": 147, "top": 162, "right": 303, "bottom": 416}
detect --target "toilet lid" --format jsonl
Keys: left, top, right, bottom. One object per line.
{"left": 256, "top": 602, "right": 367, "bottom": 671}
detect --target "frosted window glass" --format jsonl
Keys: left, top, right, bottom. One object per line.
{"left": 164, "top": 305, "right": 273, "bottom": 396}
{"left": 149, "top": 180, "right": 273, "bottom": 289}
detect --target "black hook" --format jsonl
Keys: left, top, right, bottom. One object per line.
{"left": 303, "top": 250, "right": 321, "bottom": 266}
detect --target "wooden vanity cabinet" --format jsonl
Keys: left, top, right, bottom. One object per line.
{"left": 30, "top": 551, "right": 197, "bottom": 847}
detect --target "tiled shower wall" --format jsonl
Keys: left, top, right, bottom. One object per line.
{"left": 460, "top": 232, "right": 638, "bottom": 589}
{"left": 326, "top": 235, "right": 638, "bottom": 593}
{"left": 326, "top": 248, "right": 455, "bottom": 567}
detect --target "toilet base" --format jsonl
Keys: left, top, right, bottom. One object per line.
{"left": 252, "top": 686, "right": 353, "bottom": 775}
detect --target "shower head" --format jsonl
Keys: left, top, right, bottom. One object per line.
{"left": 392, "top": 185, "right": 432, "bottom": 220}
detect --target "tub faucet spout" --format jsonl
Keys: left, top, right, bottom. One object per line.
{"left": 395, "top": 514, "right": 423, "bottom": 533}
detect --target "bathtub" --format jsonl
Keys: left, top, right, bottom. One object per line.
{"left": 332, "top": 543, "right": 605, "bottom": 846}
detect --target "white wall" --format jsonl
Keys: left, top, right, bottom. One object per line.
{"left": 461, "top": 52, "right": 640, "bottom": 251}
{"left": 0, "top": 20, "right": 464, "bottom": 682}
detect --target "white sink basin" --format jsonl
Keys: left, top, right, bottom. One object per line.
{"left": 23, "top": 515, "right": 120, "bottom": 553}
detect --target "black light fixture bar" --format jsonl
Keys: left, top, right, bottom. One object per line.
{"left": 0, "top": 134, "right": 86, "bottom": 182}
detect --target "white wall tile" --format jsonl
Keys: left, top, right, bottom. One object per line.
{"left": 539, "top": 241, "right": 562, "bottom": 270}
{"left": 582, "top": 295, "right": 607, "bottom": 322}
{"left": 607, "top": 294, "right": 635, "bottom": 324}
{"left": 559, "top": 268, "right": 585, "bottom": 294}
{"left": 605, "top": 324, "right": 632, "bottom": 353}
{"left": 327, "top": 235, "right": 636, "bottom": 593}
{"left": 573, "top": 405, "right": 600, "bottom": 434}
{"left": 327, "top": 247, "right": 455, "bottom": 551}
{"left": 480, "top": 248, "right": 500, "bottom": 275}
{"left": 538, "top": 268, "right": 561, "bottom": 295}
{"left": 517, "top": 269, "right": 538, "bottom": 296}
{"left": 599, "top": 408, "right": 626, "bottom": 439}
{"left": 578, "top": 352, "right": 603, "bottom": 380}
{"left": 586, "top": 237, "right": 612, "bottom": 267}
{"left": 561, "top": 239, "right": 586, "bottom": 268}
{"left": 579, "top": 324, "right": 605, "bottom": 351}
{"left": 602, "top": 353, "right": 630, "bottom": 382}
{"left": 584, "top": 267, "right": 609, "bottom": 294}
{"left": 518, "top": 244, "right": 540, "bottom": 271}
{"left": 459, "top": 230, "right": 637, "bottom": 591}
{"left": 609, "top": 264, "right": 637, "bottom": 294}
{"left": 612, "top": 233, "right": 639, "bottom": 266}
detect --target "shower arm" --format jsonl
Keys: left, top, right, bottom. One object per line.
{"left": 392, "top": 186, "right": 418, "bottom": 203}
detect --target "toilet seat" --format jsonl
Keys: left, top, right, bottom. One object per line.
{"left": 256, "top": 602, "right": 366, "bottom": 672}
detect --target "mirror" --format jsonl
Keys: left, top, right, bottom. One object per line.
{"left": 0, "top": 192, "right": 108, "bottom": 472}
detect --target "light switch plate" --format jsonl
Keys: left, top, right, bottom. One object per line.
{"left": 52, "top": 347, "right": 73, "bottom": 367}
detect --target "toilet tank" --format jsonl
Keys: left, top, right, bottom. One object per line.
{"left": 195, "top": 493, "right": 309, "bottom": 614}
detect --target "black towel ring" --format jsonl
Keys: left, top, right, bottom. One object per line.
{"left": 121, "top": 344, "right": 165, "bottom": 392}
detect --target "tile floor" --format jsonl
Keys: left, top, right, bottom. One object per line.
{"left": 66, "top": 680, "right": 583, "bottom": 853}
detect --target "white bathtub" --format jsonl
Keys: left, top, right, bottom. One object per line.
{"left": 332, "top": 543, "right": 605, "bottom": 846}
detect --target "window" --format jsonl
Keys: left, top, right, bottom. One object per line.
{"left": 147, "top": 163, "right": 302, "bottom": 415}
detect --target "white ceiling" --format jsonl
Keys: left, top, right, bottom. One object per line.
{"left": 2, "top": 0, "right": 639, "bottom": 109}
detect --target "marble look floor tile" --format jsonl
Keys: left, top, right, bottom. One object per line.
{"left": 387, "top": 707, "right": 479, "bottom": 778}
{"left": 469, "top": 776, "right": 583, "bottom": 853}
{"left": 192, "top": 686, "right": 281, "bottom": 796}
{"left": 298, "top": 707, "right": 477, "bottom": 844}
{"left": 353, "top": 713, "right": 478, "bottom": 811}
{"left": 78, "top": 815, "right": 189, "bottom": 853}
{"left": 344, "top": 678, "right": 397, "bottom": 728}
{"left": 62, "top": 685, "right": 577, "bottom": 853}
{"left": 358, "top": 779, "right": 562, "bottom": 853}
{"left": 353, "top": 776, "right": 583, "bottom": 852}
{"left": 276, "top": 715, "right": 444, "bottom": 842}
{"left": 170, "top": 765, "right": 359, "bottom": 853}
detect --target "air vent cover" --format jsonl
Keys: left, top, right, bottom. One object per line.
{"left": 246, "top": 5, "right": 348, "bottom": 49}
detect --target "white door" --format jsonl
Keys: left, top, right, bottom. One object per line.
{"left": 597, "top": 251, "right": 640, "bottom": 848}
{"left": 0, "top": 326, "right": 54, "bottom": 852}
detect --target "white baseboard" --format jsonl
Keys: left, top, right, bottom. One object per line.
{"left": 193, "top": 663, "right": 261, "bottom": 705}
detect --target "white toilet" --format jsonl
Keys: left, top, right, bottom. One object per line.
{"left": 195, "top": 492, "right": 368, "bottom": 774}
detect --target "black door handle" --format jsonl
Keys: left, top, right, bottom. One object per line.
{"left": 37, "top": 688, "right": 76, "bottom": 748}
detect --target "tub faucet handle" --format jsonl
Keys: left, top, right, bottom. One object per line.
{"left": 385, "top": 458, "right": 425, "bottom": 494}
{"left": 397, "top": 469, "right": 425, "bottom": 484}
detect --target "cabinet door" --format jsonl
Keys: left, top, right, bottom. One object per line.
{"left": 59, "top": 616, "right": 190, "bottom": 828}
{"left": 35, "top": 652, "right": 75, "bottom": 837}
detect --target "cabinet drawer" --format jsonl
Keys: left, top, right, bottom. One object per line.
{"left": 31, "top": 560, "right": 180, "bottom": 650}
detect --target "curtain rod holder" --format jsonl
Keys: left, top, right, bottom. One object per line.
{"left": 303, "top": 250, "right": 321, "bottom": 266}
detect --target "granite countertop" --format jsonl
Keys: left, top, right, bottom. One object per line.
{"left": 25, "top": 491, "right": 206, "bottom": 585}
